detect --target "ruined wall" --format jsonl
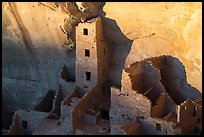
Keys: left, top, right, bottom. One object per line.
{"left": 82, "top": 111, "right": 101, "bottom": 125}
{"left": 151, "top": 92, "right": 167, "bottom": 118}
{"left": 141, "top": 117, "right": 179, "bottom": 135}
{"left": 124, "top": 61, "right": 165, "bottom": 106}
{"left": 110, "top": 87, "right": 151, "bottom": 128}
{"left": 71, "top": 85, "right": 103, "bottom": 130}
{"left": 151, "top": 92, "right": 177, "bottom": 118}
{"left": 60, "top": 87, "right": 79, "bottom": 133}
{"left": 164, "top": 93, "right": 177, "bottom": 116}
{"left": 8, "top": 110, "right": 48, "bottom": 135}
{"left": 177, "top": 100, "right": 199, "bottom": 134}
{"left": 60, "top": 104, "right": 73, "bottom": 133}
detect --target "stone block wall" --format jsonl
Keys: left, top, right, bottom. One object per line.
{"left": 164, "top": 93, "right": 177, "bottom": 116}
{"left": 82, "top": 111, "right": 101, "bottom": 125}
{"left": 71, "top": 85, "right": 103, "bottom": 130}
{"left": 151, "top": 92, "right": 167, "bottom": 118}
{"left": 75, "top": 17, "right": 111, "bottom": 96}
{"left": 8, "top": 110, "right": 48, "bottom": 135}
{"left": 110, "top": 87, "right": 151, "bottom": 127}
{"left": 76, "top": 18, "right": 98, "bottom": 96}
{"left": 177, "top": 100, "right": 200, "bottom": 134}
{"left": 141, "top": 117, "right": 178, "bottom": 135}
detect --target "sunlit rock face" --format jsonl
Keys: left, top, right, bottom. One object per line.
{"left": 104, "top": 2, "right": 202, "bottom": 91}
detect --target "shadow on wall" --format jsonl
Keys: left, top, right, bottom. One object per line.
{"left": 102, "top": 17, "right": 133, "bottom": 88}
{"left": 147, "top": 55, "right": 201, "bottom": 104}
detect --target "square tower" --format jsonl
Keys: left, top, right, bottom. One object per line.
{"left": 76, "top": 17, "right": 110, "bottom": 96}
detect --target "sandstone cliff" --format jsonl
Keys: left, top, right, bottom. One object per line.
{"left": 2, "top": 2, "right": 202, "bottom": 128}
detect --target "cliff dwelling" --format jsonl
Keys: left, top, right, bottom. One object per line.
{"left": 2, "top": 2, "right": 202, "bottom": 135}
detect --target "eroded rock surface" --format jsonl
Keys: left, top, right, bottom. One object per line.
{"left": 2, "top": 2, "right": 202, "bottom": 129}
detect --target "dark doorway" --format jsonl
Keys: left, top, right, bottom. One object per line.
{"left": 22, "top": 120, "right": 28, "bottom": 129}
{"left": 101, "top": 110, "right": 110, "bottom": 121}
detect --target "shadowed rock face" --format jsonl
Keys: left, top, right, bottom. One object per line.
{"left": 2, "top": 2, "right": 107, "bottom": 129}
{"left": 2, "top": 2, "right": 202, "bottom": 129}
{"left": 125, "top": 55, "right": 201, "bottom": 106}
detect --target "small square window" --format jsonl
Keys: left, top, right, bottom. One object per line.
{"left": 86, "top": 72, "right": 91, "bottom": 81}
{"left": 85, "top": 49, "right": 90, "bottom": 57}
{"left": 83, "top": 28, "right": 88, "bottom": 35}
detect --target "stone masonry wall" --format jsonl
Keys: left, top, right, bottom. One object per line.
{"left": 71, "top": 85, "right": 103, "bottom": 130}
{"left": 141, "top": 117, "right": 178, "bottom": 135}
{"left": 96, "top": 17, "right": 111, "bottom": 85}
{"left": 8, "top": 110, "right": 48, "bottom": 135}
{"left": 110, "top": 87, "right": 151, "bottom": 128}
{"left": 177, "top": 100, "right": 199, "bottom": 134}
{"left": 151, "top": 92, "right": 167, "bottom": 118}
{"left": 76, "top": 19, "right": 97, "bottom": 96}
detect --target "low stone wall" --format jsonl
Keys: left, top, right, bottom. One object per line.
{"left": 82, "top": 110, "right": 101, "bottom": 125}
{"left": 141, "top": 117, "right": 179, "bottom": 135}
{"left": 71, "top": 85, "right": 103, "bottom": 130}
{"left": 8, "top": 110, "right": 48, "bottom": 135}
{"left": 178, "top": 100, "right": 200, "bottom": 134}
{"left": 60, "top": 87, "right": 79, "bottom": 133}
